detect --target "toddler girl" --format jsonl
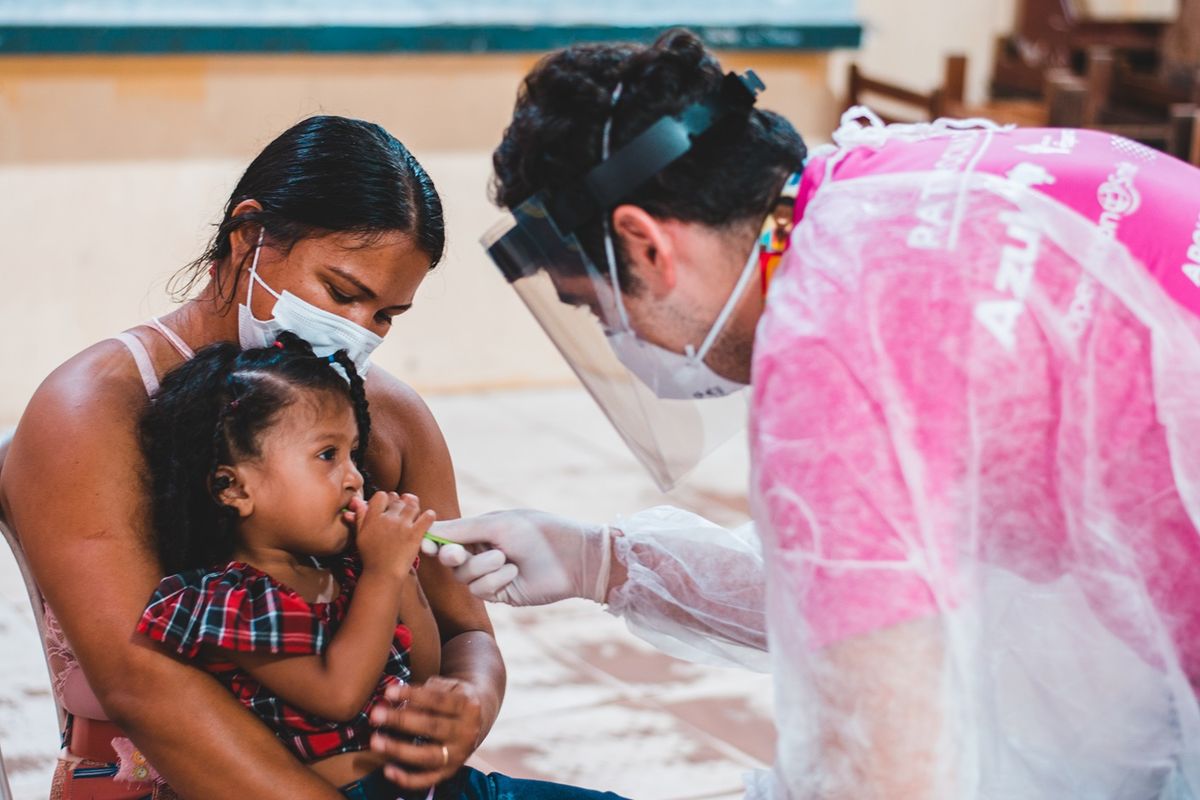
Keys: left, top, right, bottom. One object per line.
{"left": 134, "top": 333, "right": 630, "bottom": 800}
{"left": 136, "top": 331, "right": 439, "bottom": 799}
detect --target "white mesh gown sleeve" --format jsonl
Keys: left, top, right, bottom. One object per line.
{"left": 605, "top": 506, "right": 770, "bottom": 673}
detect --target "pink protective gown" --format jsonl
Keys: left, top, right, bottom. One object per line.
{"left": 610, "top": 111, "right": 1200, "bottom": 799}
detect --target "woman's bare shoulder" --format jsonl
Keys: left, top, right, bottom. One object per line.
{"left": 1, "top": 336, "right": 152, "bottom": 532}
{"left": 25, "top": 337, "right": 147, "bottom": 426}
{"left": 7, "top": 339, "right": 147, "bottom": 480}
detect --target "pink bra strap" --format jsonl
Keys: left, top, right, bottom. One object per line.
{"left": 114, "top": 332, "right": 160, "bottom": 398}
{"left": 148, "top": 317, "right": 195, "bottom": 360}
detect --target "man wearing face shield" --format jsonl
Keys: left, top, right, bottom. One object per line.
{"left": 429, "top": 28, "right": 1200, "bottom": 799}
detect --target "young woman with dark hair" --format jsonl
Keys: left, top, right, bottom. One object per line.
{"left": 0, "top": 115, "right": 504, "bottom": 799}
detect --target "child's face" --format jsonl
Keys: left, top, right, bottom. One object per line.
{"left": 231, "top": 389, "right": 364, "bottom": 558}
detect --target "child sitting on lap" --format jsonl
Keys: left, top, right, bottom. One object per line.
{"left": 136, "top": 331, "right": 439, "bottom": 799}
{"left": 134, "top": 332, "right": 631, "bottom": 800}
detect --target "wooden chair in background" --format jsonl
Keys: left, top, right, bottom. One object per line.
{"left": 844, "top": 0, "right": 1200, "bottom": 165}
{"left": 992, "top": 0, "right": 1170, "bottom": 98}
{"left": 1046, "top": 45, "right": 1200, "bottom": 163}
{"left": 846, "top": 59, "right": 956, "bottom": 124}
{"left": 846, "top": 54, "right": 1047, "bottom": 127}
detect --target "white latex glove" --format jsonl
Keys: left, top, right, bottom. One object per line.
{"left": 420, "top": 510, "right": 612, "bottom": 606}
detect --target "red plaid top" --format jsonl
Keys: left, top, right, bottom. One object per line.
{"left": 137, "top": 554, "right": 413, "bottom": 762}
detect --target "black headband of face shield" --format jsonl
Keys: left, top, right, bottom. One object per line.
{"left": 542, "top": 69, "right": 766, "bottom": 237}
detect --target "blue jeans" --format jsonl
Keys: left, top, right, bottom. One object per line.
{"left": 340, "top": 767, "right": 630, "bottom": 800}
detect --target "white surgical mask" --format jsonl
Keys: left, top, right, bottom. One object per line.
{"left": 237, "top": 231, "right": 385, "bottom": 377}
{"left": 596, "top": 81, "right": 752, "bottom": 401}
{"left": 604, "top": 327, "right": 748, "bottom": 399}
{"left": 601, "top": 224, "right": 757, "bottom": 401}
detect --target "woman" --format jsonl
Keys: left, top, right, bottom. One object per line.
{"left": 0, "top": 116, "right": 608, "bottom": 799}
{"left": 413, "top": 29, "right": 1200, "bottom": 799}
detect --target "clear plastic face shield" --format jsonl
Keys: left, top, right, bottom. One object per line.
{"left": 482, "top": 72, "right": 767, "bottom": 491}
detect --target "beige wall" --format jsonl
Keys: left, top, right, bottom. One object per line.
{"left": 0, "top": 50, "right": 836, "bottom": 424}
{"left": 828, "top": 0, "right": 1018, "bottom": 106}
{"left": 0, "top": 3, "right": 1019, "bottom": 425}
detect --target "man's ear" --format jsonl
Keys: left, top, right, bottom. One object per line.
{"left": 212, "top": 465, "right": 253, "bottom": 518}
{"left": 611, "top": 205, "right": 676, "bottom": 298}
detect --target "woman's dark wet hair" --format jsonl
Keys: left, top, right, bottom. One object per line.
{"left": 173, "top": 115, "right": 445, "bottom": 308}
{"left": 491, "top": 27, "right": 806, "bottom": 291}
{"left": 140, "top": 331, "right": 374, "bottom": 574}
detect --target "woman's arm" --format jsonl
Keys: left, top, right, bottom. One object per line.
{"left": 398, "top": 575, "right": 441, "bottom": 684}
{"left": 3, "top": 347, "right": 342, "bottom": 799}
{"left": 363, "top": 375, "right": 505, "bottom": 788}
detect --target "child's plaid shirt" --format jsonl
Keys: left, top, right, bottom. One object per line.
{"left": 137, "top": 554, "right": 413, "bottom": 762}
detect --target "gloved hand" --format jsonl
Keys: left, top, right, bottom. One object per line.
{"left": 420, "top": 510, "right": 613, "bottom": 606}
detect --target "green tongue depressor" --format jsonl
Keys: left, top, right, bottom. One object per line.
{"left": 340, "top": 507, "right": 458, "bottom": 547}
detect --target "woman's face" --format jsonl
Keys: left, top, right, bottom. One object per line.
{"left": 236, "top": 228, "right": 433, "bottom": 340}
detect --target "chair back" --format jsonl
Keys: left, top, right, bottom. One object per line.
{"left": 0, "top": 430, "right": 17, "bottom": 799}
{"left": 0, "top": 429, "right": 66, "bottom": 734}
{"left": 846, "top": 55, "right": 968, "bottom": 124}
{"left": 0, "top": 737, "right": 13, "bottom": 800}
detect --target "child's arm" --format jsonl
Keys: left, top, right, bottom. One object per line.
{"left": 229, "top": 492, "right": 434, "bottom": 722}
{"left": 398, "top": 569, "right": 441, "bottom": 684}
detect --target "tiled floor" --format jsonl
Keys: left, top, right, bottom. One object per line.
{"left": 0, "top": 387, "right": 773, "bottom": 799}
